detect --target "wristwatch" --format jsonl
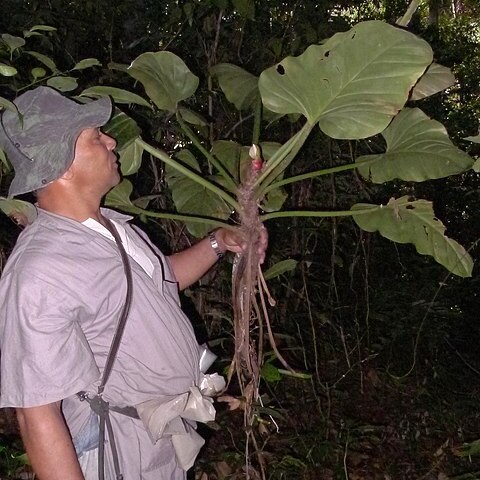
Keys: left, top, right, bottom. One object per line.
{"left": 208, "top": 231, "right": 224, "bottom": 259}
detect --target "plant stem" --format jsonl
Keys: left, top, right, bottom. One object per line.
{"left": 262, "top": 162, "right": 363, "bottom": 195}
{"left": 254, "top": 122, "right": 313, "bottom": 195}
{"left": 252, "top": 95, "right": 262, "bottom": 146}
{"left": 137, "top": 208, "right": 234, "bottom": 230}
{"left": 260, "top": 207, "right": 374, "bottom": 221}
{"left": 176, "top": 112, "right": 238, "bottom": 193}
{"left": 137, "top": 138, "right": 240, "bottom": 211}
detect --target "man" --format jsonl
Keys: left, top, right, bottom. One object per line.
{"left": 0, "top": 86, "right": 266, "bottom": 479}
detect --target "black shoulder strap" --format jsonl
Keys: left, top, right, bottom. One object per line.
{"left": 99, "top": 218, "right": 133, "bottom": 394}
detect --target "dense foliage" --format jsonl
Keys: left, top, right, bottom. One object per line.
{"left": 1, "top": 1, "right": 480, "bottom": 479}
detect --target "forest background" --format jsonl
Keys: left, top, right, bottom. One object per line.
{"left": 1, "top": 0, "right": 480, "bottom": 479}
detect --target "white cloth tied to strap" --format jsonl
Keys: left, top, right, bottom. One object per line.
{"left": 136, "top": 373, "right": 226, "bottom": 470}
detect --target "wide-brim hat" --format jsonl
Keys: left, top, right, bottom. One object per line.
{"left": 0, "top": 86, "right": 112, "bottom": 197}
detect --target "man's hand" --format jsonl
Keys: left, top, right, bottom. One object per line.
{"left": 169, "top": 225, "right": 269, "bottom": 290}
{"left": 215, "top": 226, "right": 268, "bottom": 264}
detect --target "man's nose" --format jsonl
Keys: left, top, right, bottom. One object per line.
{"left": 102, "top": 133, "right": 117, "bottom": 150}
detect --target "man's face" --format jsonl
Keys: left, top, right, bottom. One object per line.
{"left": 68, "top": 127, "right": 120, "bottom": 195}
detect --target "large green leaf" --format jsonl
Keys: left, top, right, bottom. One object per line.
{"left": 81, "top": 86, "right": 152, "bottom": 109}
{"left": 103, "top": 110, "right": 141, "bottom": 151}
{"left": 210, "top": 63, "right": 259, "bottom": 111}
{"left": 410, "top": 63, "right": 455, "bottom": 101}
{"left": 259, "top": 20, "right": 433, "bottom": 139}
{"left": 165, "top": 150, "right": 231, "bottom": 237}
{"left": 105, "top": 179, "right": 144, "bottom": 214}
{"left": 118, "top": 140, "right": 144, "bottom": 176}
{"left": 127, "top": 51, "right": 199, "bottom": 112}
{"left": 352, "top": 196, "right": 473, "bottom": 277}
{"left": 211, "top": 140, "right": 243, "bottom": 181}
{"left": 356, "top": 108, "right": 474, "bottom": 183}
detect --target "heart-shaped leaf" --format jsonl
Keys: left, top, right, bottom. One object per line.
{"left": 259, "top": 20, "right": 433, "bottom": 139}
{"left": 127, "top": 51, "right": 199, "bottom": 112}
{"left": 210, "top": 63, "right": 259, "bottom": 111}
{"left": 352, "top": 196, "right": 473, "bottom": 277}
{"left": 165, "top": 150, "right": 231, "bottom": 237}
{"left": 356, "top": 108, "right": 473, "bottom": 183}
{"left": 103, "top": 110, "right": 141, "bottom": 151}
{"left": 1, "top": 34, "right": 25, "bottom": 54}
{"left": 118, "top": 140, "right": 144, "bottom": 176}
{"left": 410, "top": 63, "right": 455, "bottom": 101}
{"left": 105, "top": 179, "right": 144, "bottom": 214}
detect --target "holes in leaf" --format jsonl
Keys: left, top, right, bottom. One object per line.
{"left": 325, "top": 50, "right": 330, "bottom": 57}
{"left": 277, "top": 64, "right": 285, "bottom": 75}
{"left": 406, "top": 205, "right": 415, "bottom": 210}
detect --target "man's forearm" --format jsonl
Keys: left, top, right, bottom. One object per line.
{"left": 16, "top": 402, "right": 84, "bottom": 480}
{"left": 168, "top": 233, "right": 221, "bottom": 290}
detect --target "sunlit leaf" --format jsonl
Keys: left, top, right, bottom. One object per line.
{"left": 0, "top": 63, "right": 17, "bottom": 77}
{"left": 473, "top": 158, "right": 480, "bottom": 173}
{"left": 105, "top": 179, "right": 144, "bottom": 214}
{"left": 352, "top": 196, "right": 473, "bottom": 277}
{"left": 81, "top": 86, "right": 152, "bottom": 108}
{"left": 73, "top": 58, "right": 102, "bottom": 70}
{"left": 1, "top": 34, "right": 25, "bottom": 54}
{"left": 210, "top": 63, "right": 258, "bottom": 111}
{"left": 410, "top": 63, "right": 455, "bottom": 101}
{"left": 47, "top": 76, "right": 78, "bottom": 91}
{"left": 356, "top": 108, "right": 474, "bottom": 183}
{"left": 263, "top": 259, "right": 298, "bottom": 280}
{"left": 259, "top": 21, "right": 433, "bottom": 139}
{"left": 127, "top": 51, "right": 199, "bottom": 112}
{"left": 25, "top": 51, "right": 59, "bottom": 73}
